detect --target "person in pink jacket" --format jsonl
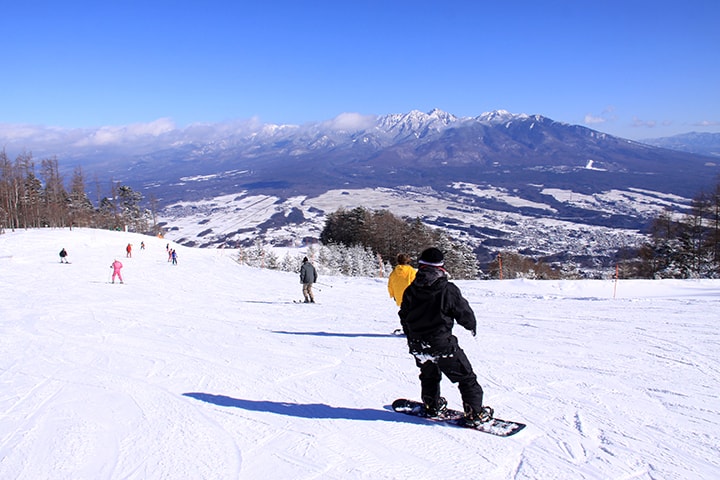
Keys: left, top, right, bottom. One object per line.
{"left": 110, "top": 259, "right": 124, "bottom": 284}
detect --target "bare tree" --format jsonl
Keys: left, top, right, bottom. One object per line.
{"left": 40, "top": 157, "right": 67, "bottom": 227}
{"left": 15, "top": 152, "right": 42, "bottom": 228}
{"left": 0, "top": 149, "right": 19, "bottom": 230}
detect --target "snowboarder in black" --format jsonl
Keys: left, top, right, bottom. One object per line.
{"left": 399, "top": 247, "right": 492, "bottom": 425}
{"left": 299, "top": 256, "right": 318, "bottom": 303}
{"left": 59, "top": 248, "right": 69, "bottom": 263}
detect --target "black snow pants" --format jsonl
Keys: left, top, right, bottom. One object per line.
{"left": 413, "top": 339, "right": 484, "bottom": 412}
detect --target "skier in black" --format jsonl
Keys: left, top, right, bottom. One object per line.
{"left": 59, "top": 248, "right": 69, "bottom": 263}
{"left": 399, "top": 247, "right": 492, "bottom": 425}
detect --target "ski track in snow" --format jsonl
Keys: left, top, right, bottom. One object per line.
{"left": 0, "top": 228, "right": 719, "bottom": 479}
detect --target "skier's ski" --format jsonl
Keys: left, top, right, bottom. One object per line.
{"left": 391, "top": 398, "right": 525, "bottom": 437}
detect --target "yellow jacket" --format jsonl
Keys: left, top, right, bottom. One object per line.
{"left": 388, "top": 264, "right": 417, "bottom": 307}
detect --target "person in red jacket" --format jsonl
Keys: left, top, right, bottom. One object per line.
{"left": 399, "top": 247, "right": 491, "bottom": 426}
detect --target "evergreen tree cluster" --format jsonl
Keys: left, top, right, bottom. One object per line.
{"left": 237, "top": 241, "right": 389, "bottom": 278}
{"left": 236, "top": 206, "right": 481, "bottom": 280}
{"left": 319, "top": 207, "right": 480, "bottom": 279}
{"left": 0, "top": 150, "right": 153, "bottom": 233}
{"left": 628, "top": 181, "right": 720, "bottom": 279}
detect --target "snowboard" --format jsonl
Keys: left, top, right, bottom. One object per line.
{"left": 391, "top": 398, "right": 525, "bottom": 437}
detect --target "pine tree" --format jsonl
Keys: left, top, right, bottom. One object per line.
{"left": 319, "top": 207, "right": 480, "bottom": 279}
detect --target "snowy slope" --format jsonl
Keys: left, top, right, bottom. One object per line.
{"left": 1, "top": 228, "right": 719, "bottom": 479}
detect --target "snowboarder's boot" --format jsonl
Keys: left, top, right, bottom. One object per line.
{"left": 422, "top": 396, "right": 447, "bottom": 417}
{"left": 463, "top": 403, "right": 494, "bottom": 426}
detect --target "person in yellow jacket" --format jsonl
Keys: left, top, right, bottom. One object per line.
{"left": 388, "top": 253, "right": 417, "bottom": 307}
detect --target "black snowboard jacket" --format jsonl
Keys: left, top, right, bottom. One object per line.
{"left": 399, "top": 266, "right": 476, "bottom": 356}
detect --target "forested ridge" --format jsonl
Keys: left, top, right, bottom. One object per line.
{"left": 0, "top": 150, "right": 153, "bottom": 233}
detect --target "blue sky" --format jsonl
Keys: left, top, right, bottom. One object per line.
{"left": 1, "top": 0, "right": 718, "bottom": 140}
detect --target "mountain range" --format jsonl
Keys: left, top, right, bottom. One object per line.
{"left": 6, "top": 110, "right": 720, "bottom": 272}
{"left": 641, "top": 131, "right": 720, "bottom": 157}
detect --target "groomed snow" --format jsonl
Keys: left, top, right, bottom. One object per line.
{"left": 1, "top": 228, "right": 718, "bottom": 479}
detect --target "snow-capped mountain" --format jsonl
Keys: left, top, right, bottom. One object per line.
{"left": 105, "top": 109, "right": 716, "bottom": 201}
{"left": 4, "top": 110, "right": 719, "bottom": 272}
{"left": 641, "top": 132, "right": 720, "bottom": 157}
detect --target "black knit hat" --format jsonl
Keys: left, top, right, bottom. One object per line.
{"left": 418, "top": 247, "right": 444, "bottom": 267}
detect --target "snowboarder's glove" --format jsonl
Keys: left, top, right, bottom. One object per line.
{"left": 471, "top": 328, "right": 477, "bottom": 337}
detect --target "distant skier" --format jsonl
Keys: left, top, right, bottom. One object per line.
{"left": 387, "top": 253, "right": 416, "bottom": 307}
{"left": 299, "top": 256, "right": 318, "bottom": 303}
{"left": 110, "top": 259, "right": 124, "bottom": 284}
{"left": 59, "top": 248, "right": 69, "bottom": 263}
{"left": 140, "top": 241, "right": 145, "bottom": 250}
{"left": 126, "top": 243, "right": 132, "bottom": 258}
{"left": 399, "top": 247, "right": 491, "bottom": 426}
{"left": 171, "top": 249, "right": 177, "bottom": 265}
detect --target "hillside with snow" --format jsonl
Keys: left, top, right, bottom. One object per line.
{"left": 156, "top": 184, "right": 666, "bottom": 272}
{"left": 4, "top": 109, "right": 719, "bottom": 272}
{"left": 1, "top": 228, "right": 719, "bottom": 479}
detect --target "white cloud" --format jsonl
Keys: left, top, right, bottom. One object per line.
{"left": 323, "top": 112, "right": 376, "bottom": 131}
{"left": 74, "top": 118, "right": 177, "bottom": 146}
{"left": 692, "top": 120, "right": 720, "bottom": 127}
{"left": 0, "top": 124, "right": 67, "bottom": 142}
{"left": 632, "top": 117, "right": 657, "bottom": 129}
{"left": 584, "top": 114, "right": 606, "bottom": 125}
{"left": 584, "top": 106, "right": 616, "bottom": 126}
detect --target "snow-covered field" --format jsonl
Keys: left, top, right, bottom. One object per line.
{"left": 157, "top": 185, "right": 652, "bottom": 260}
{"left": 1, "top": 228, "right": 718, "bottom": 479}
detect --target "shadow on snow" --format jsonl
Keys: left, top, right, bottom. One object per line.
{"left": 271, "top": 330, "right": 398, "bottom": 338}
{"left": 183, "top": 392, "right": 410, "bottom": 423}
